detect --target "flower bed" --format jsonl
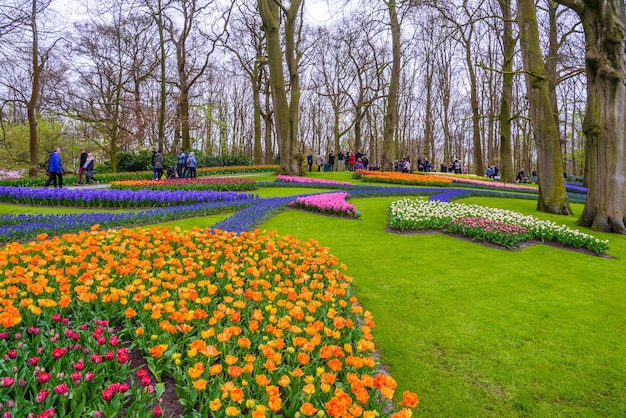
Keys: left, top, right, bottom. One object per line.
{"left": 290, "top": 193, "right": 360, "bottom": 218}
{"left": 0, "top": 166, "right": 279, "bottom": 188}
{"left": 0, "top": 227, "right": 418, "bottom": 417}
{"left": 111, "top": 177, "right": 257, "bottom": 192}
{"left": 275, "top": 175, "right": 354, "bottom": 187}
{"left": 354, "top": 171, "right": 453, "bottom": 187}
{"left": 0, "top": 187, "right": 252, "bottom": 208}
{"left": 0, "top": 198, "right": 256, "bottom": 244}
{"left": 0, "top": 317, "right": 163, "bottom": 417}
{"left": 388, "top": 199, "right": 609, "bottom": 254}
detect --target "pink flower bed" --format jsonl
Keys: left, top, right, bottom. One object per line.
{"left": 276, "top": 175, "right": 354, "bottom": 187}
{"left": 0, "top": 169, "right": 25, "bottom": 180}
{"left": 432, "top": 174, "right": 538, "bottom": 191}
{"left": 289, "top": 192, "right": 360, "bottom": 218}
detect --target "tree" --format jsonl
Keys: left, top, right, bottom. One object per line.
{"left": 0, "top": 0, "right": 58, "bottom": 177}
{"left": 166, "top": 0, "right": 231, "bottom": 151}
{"left": 381, "top": 0, "right": 401, "bottom": 171}
{"left": 430, "top": 0, "right": 486, "bottom": 175}
{"left": 497, "top": 0, "right": 516, "bottom": 183}
{"left": 552, "top": 0, "right": 626, "bottom": 232}
{"left": 144, "top": 0, "right": 171, "bottom": 152}
{"left": 258, "top": 0, "right": 304, "bottom": 175}
{"left": 517, "top": 0, "right": 571, "bottom": 214}
{"left": 225, "top": 2, "right": 268, "bottom": 164}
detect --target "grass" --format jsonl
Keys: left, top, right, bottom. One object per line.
{"left": 259, "top": 195, "right": 626, "bottom": 417}
{"left": 1, "top": 177, "right": 624, "bottom": 416}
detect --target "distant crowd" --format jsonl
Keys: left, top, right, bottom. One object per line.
{"left": 307, "top": 150, "right": 374, "bottom": 172}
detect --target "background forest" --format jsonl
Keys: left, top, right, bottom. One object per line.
{"left": 0, "top": 0, "right": 587, "bottom": 176}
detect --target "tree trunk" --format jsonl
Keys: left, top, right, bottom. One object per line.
{"left": 27, "top": 0, "right": 39, "bottom": 178}
{"left": 498, "top": 0, "right": 515, "bottom": 183}
{"left": 562, "top": 0, "right": 626, "bottom": 232}
{"left": 517, "top": 0, "right": 571, "bottom": 215}
{"left": 464, "top": 31, "right": 485, "bottom": 176}
{"left": 382, "top": 0, "right": 400, "bottom": 170}
{"left": 157, "top": 0, "right": 166, "bottom": 152}
{"left": 258, "top": 0, "right": 302, "bottom": 175}
{"left": 252, "top": 63, "right": 262, "bottom": 164}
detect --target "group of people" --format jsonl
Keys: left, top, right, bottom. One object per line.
{"left": 152, "top": 148, "right": 197, "bottom": 180}
{"left": 44, "top": 147, "right": 97, "bottom": 188}
{"left": 486, "top": 165, "right": 500, "bottom": 179}
{"left": 307, "top": 150, "right": 370, "bottom": 172}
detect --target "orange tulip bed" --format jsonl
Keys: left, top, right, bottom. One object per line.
{"left": 0, "top": 226, "right": 418, "bottom": 417}
{"left": 111, "top": 177, "right": 257, "bottom": 192}
{"left": 354, "top": 170, "right": 453, "bottom": 187}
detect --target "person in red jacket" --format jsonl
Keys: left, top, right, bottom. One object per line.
{"left": 348, "top": 151, "right": 355, "bottom": 171}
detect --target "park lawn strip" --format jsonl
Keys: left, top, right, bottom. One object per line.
{"left": 259, "top": 196, "right": 626, "bottom": 417}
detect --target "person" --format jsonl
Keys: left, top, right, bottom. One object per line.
{"left": 76, "top": 148, "right": 88, "bottom": 185}
{"left": 361, "top": 154, "right": 369, "bottom": 170}
{"left": 356, "top": 158, "right": 364, "bottom": 170}
{"left": 440, "top": 162, "right": 447, "bottom": 173}
{"left": 153, "top": 149, "right": 165, "bottom": 179}
{"left": 453, "top": 159, "right": 462, "bottom": 174}
{"left": 316, "top": 153, "right": 324, "bottom": 172}
{"left": 83, "top": 153, "right": 97, "bottom": 184}
{"left": 328, "top": 151, "right": 335, "bottom": 171}
{"left": 337, "top": 151, "right": 345, "bottom": 171}
{"left": 307, "top": 152, "right": 313, "bottom": 172}
{"left": 486, "top": 166, "right": 493, "bottom": 178}
{"left": 417, "top": 157, "right": 424, "bottom": 172}
{"left": 186, "top": 151, "right": 197, "bottom": 178}
{"left": 516, "top": 168, "right": 526, "bottom": 183}
{"left": 348, "top": 151, "right": 355, "bottom": 171}
{"left": 44, "top": 147, "right": 63, "bottom": 188}
{"left": 177, "top": 148, "right": 187, "bottom": 178}
{"left": 402, "top": 158, "right": 411, "bottom": 173}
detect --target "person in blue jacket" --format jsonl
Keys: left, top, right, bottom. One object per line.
{"left": 44, "top": 147, "right": 63, "bottom": 188}
{"left": 186, "top": 151, "right": 197, "bottom": 178}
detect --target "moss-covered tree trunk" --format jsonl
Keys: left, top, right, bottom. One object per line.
{"left": 498, "top": 0, "right": 516, "bottom": 183}
{"left": 517, "top": 0, "right": 571, "bottom": 214}
{"left": 553, "top": 0, "right": 626, "bottom": 232}
{"left": 258, "top": 0, "right": 302, "bottom": 175}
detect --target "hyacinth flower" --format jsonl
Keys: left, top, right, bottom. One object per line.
{"left": 0, "top": 186, "right": 254, "bottom": 208}
{"left": 0, "top": 197, "right": 257, "bottom": 244}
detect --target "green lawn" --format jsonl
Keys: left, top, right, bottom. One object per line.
{"left": 260, "top": 195, "right": 626, "bottom": 417}
{"left": 2, "top": 180, "right": 624, "bottom": 416}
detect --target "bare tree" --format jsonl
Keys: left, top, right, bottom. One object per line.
{"left": 225, "top": 2, "right": 268, "bottom": 164}
{"left": 0, "top": 0, "right": 59, "bottom": 176}
{"left": 258, "top": 0, "right": 304, "bottom": 175}
{"left": 166, "top": 0, "right": 231, "bottom": 151}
